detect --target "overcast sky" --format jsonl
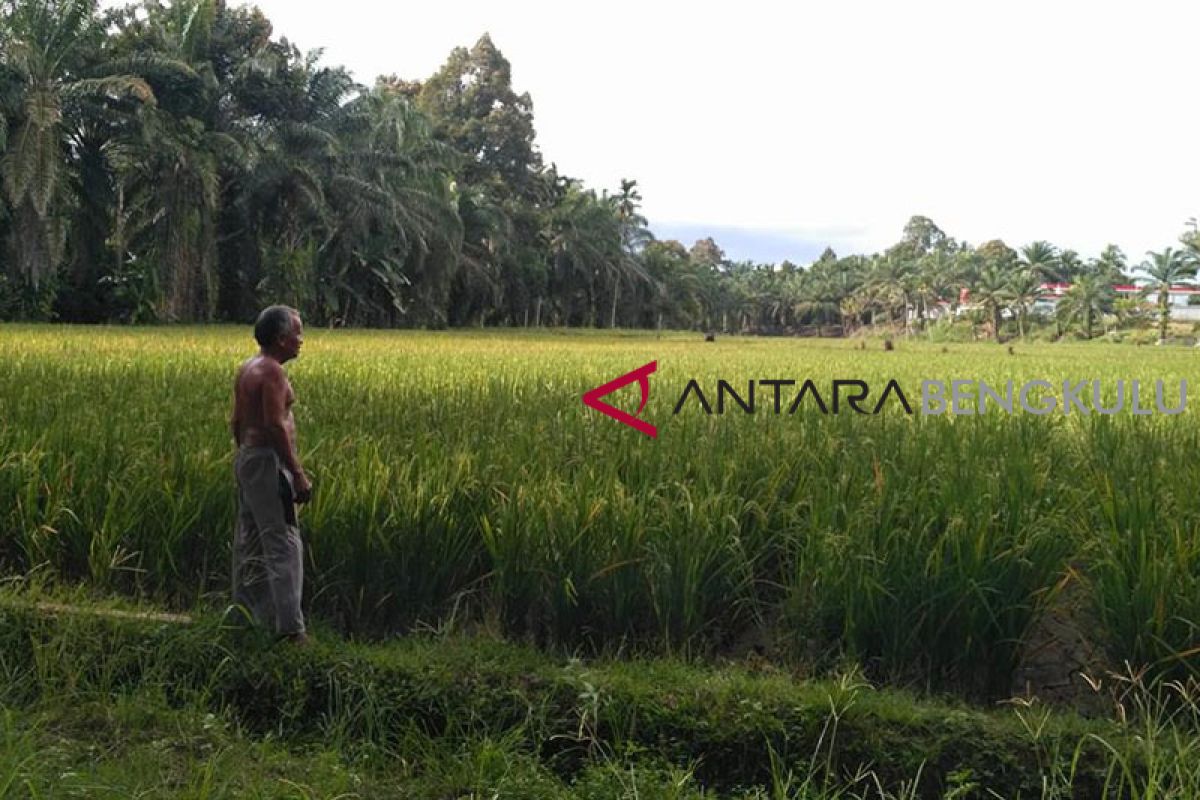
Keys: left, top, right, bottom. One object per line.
{"left": 175, "top": 0, "right": 1200, "bottom": 264}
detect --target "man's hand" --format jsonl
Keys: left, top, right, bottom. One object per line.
{"left": 294, "top": 471, "right": 313, "bottom": 504}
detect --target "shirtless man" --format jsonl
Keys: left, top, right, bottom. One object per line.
{"left": 229, "top": 305, "right": 313, "bottom": 643}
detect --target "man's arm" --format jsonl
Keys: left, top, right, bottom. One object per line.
{"left": 230, "top": 375, "right": 242, "bottom": 445}
{"left": 260, "top": 365, "right": 311, "bottom": 500}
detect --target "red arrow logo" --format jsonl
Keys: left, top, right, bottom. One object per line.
{"left": 582, "top": 361, "right": 657, "bottom": 438}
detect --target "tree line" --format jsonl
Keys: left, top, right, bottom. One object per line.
{"left": 2, "top": 0, "right": 1198, "bottom": 338}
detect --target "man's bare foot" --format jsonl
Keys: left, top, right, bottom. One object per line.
{"left": 283, "top": 631, "right": 311, "bottom": 646}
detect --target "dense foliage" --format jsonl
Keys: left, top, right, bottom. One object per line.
{"left": 2, "top": 0, "right": 1198, "bottom": 336}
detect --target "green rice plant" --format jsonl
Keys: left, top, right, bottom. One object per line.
{"left": 1079, "top": 420, "right": 1200, "bottom": 683}
{"left": 2, "top": 326, "right": 1199, "bottom": 697}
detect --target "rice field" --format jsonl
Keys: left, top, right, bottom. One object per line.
{"left": 1, "top": 324, "right": 1198, "bottom": 698}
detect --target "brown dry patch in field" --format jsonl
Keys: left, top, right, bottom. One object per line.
{"left": 1010, "top": 562, "right": 1110, "bottom": 715}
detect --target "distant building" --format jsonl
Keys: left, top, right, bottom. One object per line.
{"left": 914, "top": 281, "right": 1200, "bottom": 324}
{"left": 1033, "top": 283, "right": 1200, "bottom": 320}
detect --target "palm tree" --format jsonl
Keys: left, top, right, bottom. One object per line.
{"left": 1113, "top": 286, "right": 1150, "bottom": 329}
{"left": 604, "top": 178, "right": 651, "bottom": 328}
{"left": 113, "top": 109, "right": 225, "bottom": 321}
{"left": 1139, "top": 247, "right": 1199, "bottom": 343}
{"left": 0, "top": 0, "right": 181, "bottom": 296}
{"left": 1019, "top": 241, "right": 1061, "bottom": 283}
{"left": 1094, "top": 244, "right": 1129, "bottom": 283}
{"left": 544, "top": 181, "right": 634, "bottom": 327}
{"left": 790, "top": 273, "right": 842, "bottom": 332}
{"left": 839, "top": 294, "right": 866, "bottom": 336}
{"left": 638, "top": 239, "right": 694, "bottom": 330}
{"left": 719, "top": 262, "right": 758, "bottom": 333}
{"left": 914, "top": 250, "right": 955, "bottom": 329}
{"left": 864, "top": 253, "right": 911, "bottom": 328}
{"left": 324, "top": 84, "right": 463, "bottom": 326}
{"left": 67, "top": 0, "right": 229, "bottom": 321}
{"left": 448, "top": 183, "right": 509, "bottom": 325}
{"left": 1008, "top": 269, "right": 1045, "bottom": 340}
{"left": 1058, "top": 249, "right": 1084, "bottom": 281}
{"left": 969, "top": 265, "right": 1013, "bottom": 342}
{"left": 1057, "top": 273, "right": 1114, "bottom": 339}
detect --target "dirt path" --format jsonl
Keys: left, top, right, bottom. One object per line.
{"left": 0, "top": 598, "right": 193, "bottom": 625}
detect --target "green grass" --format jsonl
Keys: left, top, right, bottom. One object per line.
{"left": 5, "top": 593, "right": 1200, "bottom": 799}
{"left": 1, "top": 325, "right": 1199, "bottom": 697}
{"left": 1, "top": 694, "right": 746, "bottom": 799}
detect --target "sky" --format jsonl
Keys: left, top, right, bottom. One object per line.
{"left": 146, "top": 0, "right": 1200, "bottom": 265}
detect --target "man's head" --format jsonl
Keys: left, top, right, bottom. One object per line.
{"left": 254, "top": 305, "right": 304, "bottom": 362}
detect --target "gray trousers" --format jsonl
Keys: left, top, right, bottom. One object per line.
{"left": 232, "top": 446, "right": 305, "bottom": 635}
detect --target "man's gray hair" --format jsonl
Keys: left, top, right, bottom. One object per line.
{"left": 254, "top": 305, "right": 299, "bottom": 348}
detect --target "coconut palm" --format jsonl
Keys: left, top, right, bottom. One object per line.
{"left": 1139, "top": 247, "right": 1199, "bottom": 343}
{"left": 1057, "top": 272, "right": 1114, "bottom": 339}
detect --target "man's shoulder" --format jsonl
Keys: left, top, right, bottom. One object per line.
{"left": 237, "top": 355, "right": 285, "bottom": 385}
